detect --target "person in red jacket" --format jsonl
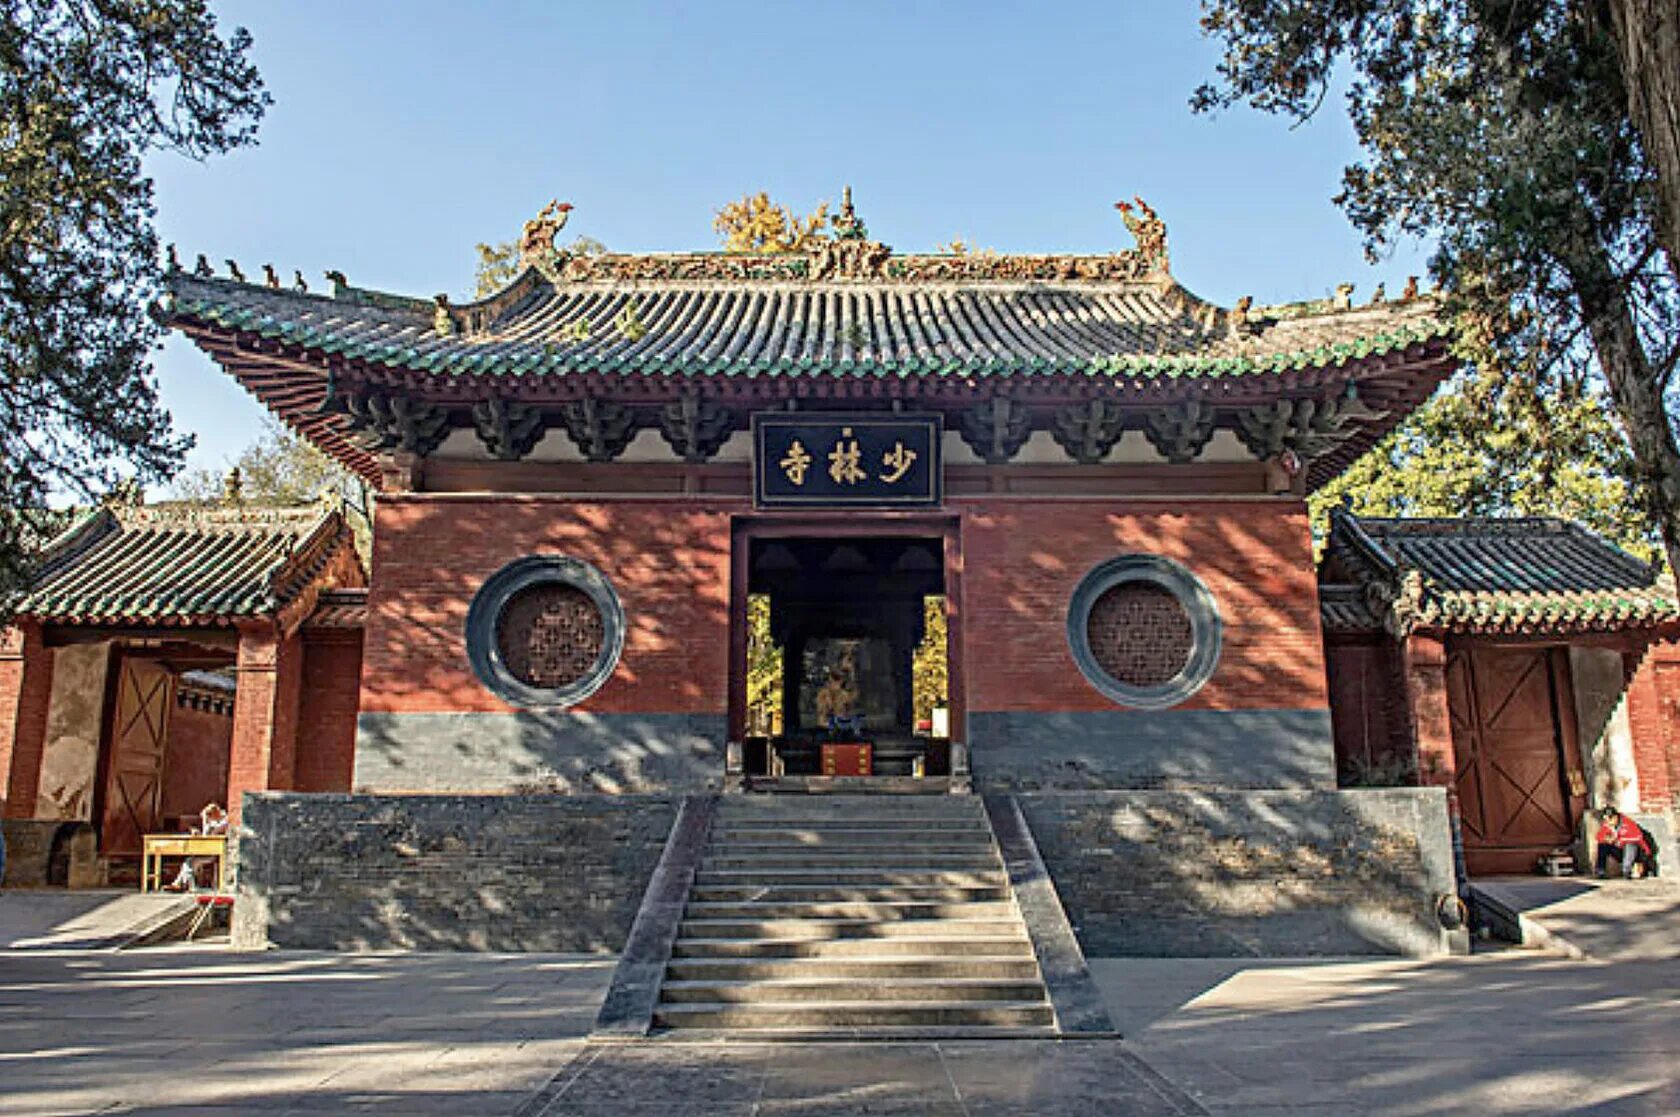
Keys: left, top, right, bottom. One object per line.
{"left": 1594, "top": 807, "right": 1654, "bottom": 879}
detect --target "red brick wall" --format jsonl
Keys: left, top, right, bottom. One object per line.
{"left": 0, "top": 623, "right": 53, "bottom": 819}
{"left": 363, "top": 496, "right": 734, "bottom": 715}
{"left": 1626, "top": 639, "right": 1680, "bottom": 811}
{"left": 959, "top": 499, "right": 1328, "bottom": 713}
{"left": 161, "top": 703, "right": 231, "bottom": 823}
{"left": 1325, "top": 637, "right": 1413, "bottom": 782}
{"left": 364, "top": 494, "right": 1325, "bottom": 720}
{"left": 226, "top": 626, "right": 303, "bottom": 826}
{"left": 295, "top": 632, "right": 363, "bottom": 792}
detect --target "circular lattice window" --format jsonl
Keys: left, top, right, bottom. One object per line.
{"left": 466, "top": 556, "right": 624, "bottom": 708}
{"left": 1067, "top": 556, "right": 1221, "bottom": 709}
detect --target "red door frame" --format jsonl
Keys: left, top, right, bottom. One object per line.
{"left": 727, "top": 512, "right": 966, "bottom": 746}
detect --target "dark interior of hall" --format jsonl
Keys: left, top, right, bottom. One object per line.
{"left": 744, "top": 536, "right": 949, "bottom": 777}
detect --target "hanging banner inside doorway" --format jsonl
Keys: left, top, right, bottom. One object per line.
{"left": 753, "top": 413, "right": 943, "bottom": 508}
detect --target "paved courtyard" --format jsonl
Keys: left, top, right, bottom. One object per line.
{"left": 2, "top": 884, "right": 1678, "bottom": 1116}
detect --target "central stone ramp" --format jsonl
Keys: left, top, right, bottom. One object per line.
{"left": 653, "top": 794, "right": 1055, "bottom": 1035}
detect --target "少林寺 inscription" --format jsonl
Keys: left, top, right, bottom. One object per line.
{"left": 752, "top": 413, "right": 942, "bottom": 508}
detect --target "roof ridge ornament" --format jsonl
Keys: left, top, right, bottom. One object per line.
{"left": 1114, "top": 196, "right": 1168, "bottom": 274}
{"left": 806, "top": 186, "right": 891, "bottom": 280}
{"left": 833, "top": 186, "right": 868, "bottom": 241}
{"left": 519, "top": 199, "right": 574, "bottom": 272}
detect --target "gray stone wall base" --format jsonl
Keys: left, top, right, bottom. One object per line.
{"left": 1, "top": 820, "right": 59, "bottom": 886}
{"left": 970, "top": 708, "right": 1336, "bottom": 790}
{"left": 353, "top": 712, "right": 726, "bottom": 793}
{"left": 1017, "top": 788, "right": 1464, "bottom": 957}
{"left": 233, "top": 792, "right": 681, "bottom": 952}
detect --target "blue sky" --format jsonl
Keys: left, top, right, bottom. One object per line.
{"left": 150, "top": 0, "right": 1430, "bottom": 480}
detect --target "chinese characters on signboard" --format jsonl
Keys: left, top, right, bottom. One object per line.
{"left": 752, "top": 413, "right": 942, "bottom": 508}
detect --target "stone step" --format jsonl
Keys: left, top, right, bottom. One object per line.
{"left": 653, "top": 1000, "right": 1056, "bottom": 1030}
{"left": 671, "top": 936, "right": 1036, "bottom": 959}
{"left": 712, "top": 815, "right": 984, "bottom": 828}
{"left": 658, "top": 977, "right": 1047, "bottom": 1004}
{"left": 701, "top": 853, "right": 1001, "bottom": 871}
{"left": 684, "top": 899, "right": 1015, "bottom": 921}
{"left": 707, "top": 828, "right": 995, "bottom": 846}
{"left": 717, "top": 795, "right": 982, "bottom": 813}
{"left": 652, "top": 1025, "right": 1060, "bottom": 1041}
{"left": 704, "top": 843, "right": 996, "bottom": 861}
{"left": 677, "top": 917, "right": 1024, "bottom": 940}
{"left": 664, "top": 956, "right": 1044, "bottom": 981}
{"left": 737, "top": 776, "right": 964, "bottom": 795}
{"left": 693, "top": 868, "right": 1008, "bottom": 887}
{"left": 689, "top": 883, "right": 1012, "bottom": 904}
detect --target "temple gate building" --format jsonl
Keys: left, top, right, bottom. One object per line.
{"left": 3, "top": 195, "right": 1677, "bottom": 1030}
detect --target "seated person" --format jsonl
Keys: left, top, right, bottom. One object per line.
{"left": 163, "top": 802, "right": 229, "bottom": 892}
{"left": 1594, "top": 807, "right": 1657, "bottom": 879}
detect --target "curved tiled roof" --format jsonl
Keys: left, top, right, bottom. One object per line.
{"left": 166, "top": 270, "right": 1447, "bottom": 385}
{"left": 305, "top": 588, "right": 368, "bottom": 629}
{"left": 1320, "top": 510, "right": 1679, "bottom": 636}
{"left": 13, "top": 503, "right": 362, "bottom": 626}
{"left": 165, "top": 221, "right": 1457, "bottom": 492}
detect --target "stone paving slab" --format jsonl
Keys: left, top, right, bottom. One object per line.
{"left": 0, "top": 890, "right": 191, "bottom": 950}
{"left": 4, "top": 937, "right": 1680, "bottom": 1114}
{"left": 0, "top": 949, "right": 614, "bottom": 1116}
{"left": 1470, "top": 875, "right": 1680, "bottom": 960}
{"left": 516, "top": 1040, "right": 1204, "bottom": 1116}
{"left": 1096, "top": 955, "right": 1680, "bottom": 1116}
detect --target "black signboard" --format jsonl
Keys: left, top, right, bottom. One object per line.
{"left": 753, "top": 413, "right": 943, "bottom": 508}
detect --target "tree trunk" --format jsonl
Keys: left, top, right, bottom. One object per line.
{"left": 1566, "top": 249, "right": 1680, "bottom": 578}
{"left": 1607, "top": 0, "right": 1680, "bottom": 273}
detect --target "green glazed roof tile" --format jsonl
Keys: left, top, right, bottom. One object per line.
{"left": 1321, "top": 511, "right": 1679, "bottom": 636}
{"left": 11, "top": 503, "right": 360, "bottom": 626}
{"left": 165, "top": 271, "right": 1450, "bottom": 383}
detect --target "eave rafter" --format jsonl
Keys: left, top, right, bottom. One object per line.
{"left": 173, "top": 310, "right": 1452, "bottom": 488}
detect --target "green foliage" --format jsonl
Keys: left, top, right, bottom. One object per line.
{"left": 912, "top": 596, "right": 948, "bottom": 727}
{"left": 1196, "top": 1, "right": 1680, "bottom": 573}
{"left": 472, "top": 235, "right": 607, "bottom": 298}
{"left": 1314, "top": 368, "right": 1658, "bottom": 562}
{"left": 172, "top": 420, "right": 348, "bottom": 506}
{"left": 0, "top": 0, "right": 268, "bottom": 596}
{"left": 745, "top": 594, "right": 782, "bottom": 734}
{"left": 172, "top": 420, "right": 372, "bottom": 561}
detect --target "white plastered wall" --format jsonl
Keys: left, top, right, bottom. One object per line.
{"left": 34, "top": 642, "right": 111, "bottom": 822}
{"left": 1569, "top": 646, "right": 1641, "bottom": 813}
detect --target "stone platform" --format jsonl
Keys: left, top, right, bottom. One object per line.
{"left": 233, "top": 787, "right": 1462, "bottom": 958}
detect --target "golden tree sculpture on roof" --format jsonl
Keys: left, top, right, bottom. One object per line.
{"left": 714, "top": 192, "right": 831, "bottom": 253}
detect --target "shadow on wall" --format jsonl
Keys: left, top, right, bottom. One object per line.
{"left": 235, "top": 792, "right": 682, "bottom": 953}
{"left": 1018, "top": 788, "right": 1461, "bottom": 958}
{"left": 353, "top": 711, "right": 726, "bottom": 794}
{"left": 363, "top": 501, "right": 734, "bottom": 716}
{"left": 985, "top": 506, "right": 1329, "bottom": 713}
{"left": 0, "top": 821, "right": 101, "bottom": 887}
{"left": 971, "top": 708, "right": 1336, "bottom": 791}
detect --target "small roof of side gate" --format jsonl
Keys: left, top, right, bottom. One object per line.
{"left": 163, "top": 195, "right": 1457, "bottom": 490}
{"left": 1319, "top": 508, "right": 1680, "bottom": 637}
{"left": 11, "top": 502, "right": 366, "bottom": 631}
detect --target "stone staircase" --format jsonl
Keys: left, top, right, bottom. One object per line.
{"left": 651, "top": 794, "right": 1055, "bottom": 1035}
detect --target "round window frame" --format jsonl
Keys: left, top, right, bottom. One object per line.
{"left": 466, "top": 555, "right": 625, "bottom": 709}
{"left": 1067, "top": 554, "right": 1222, "bottom": 710}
